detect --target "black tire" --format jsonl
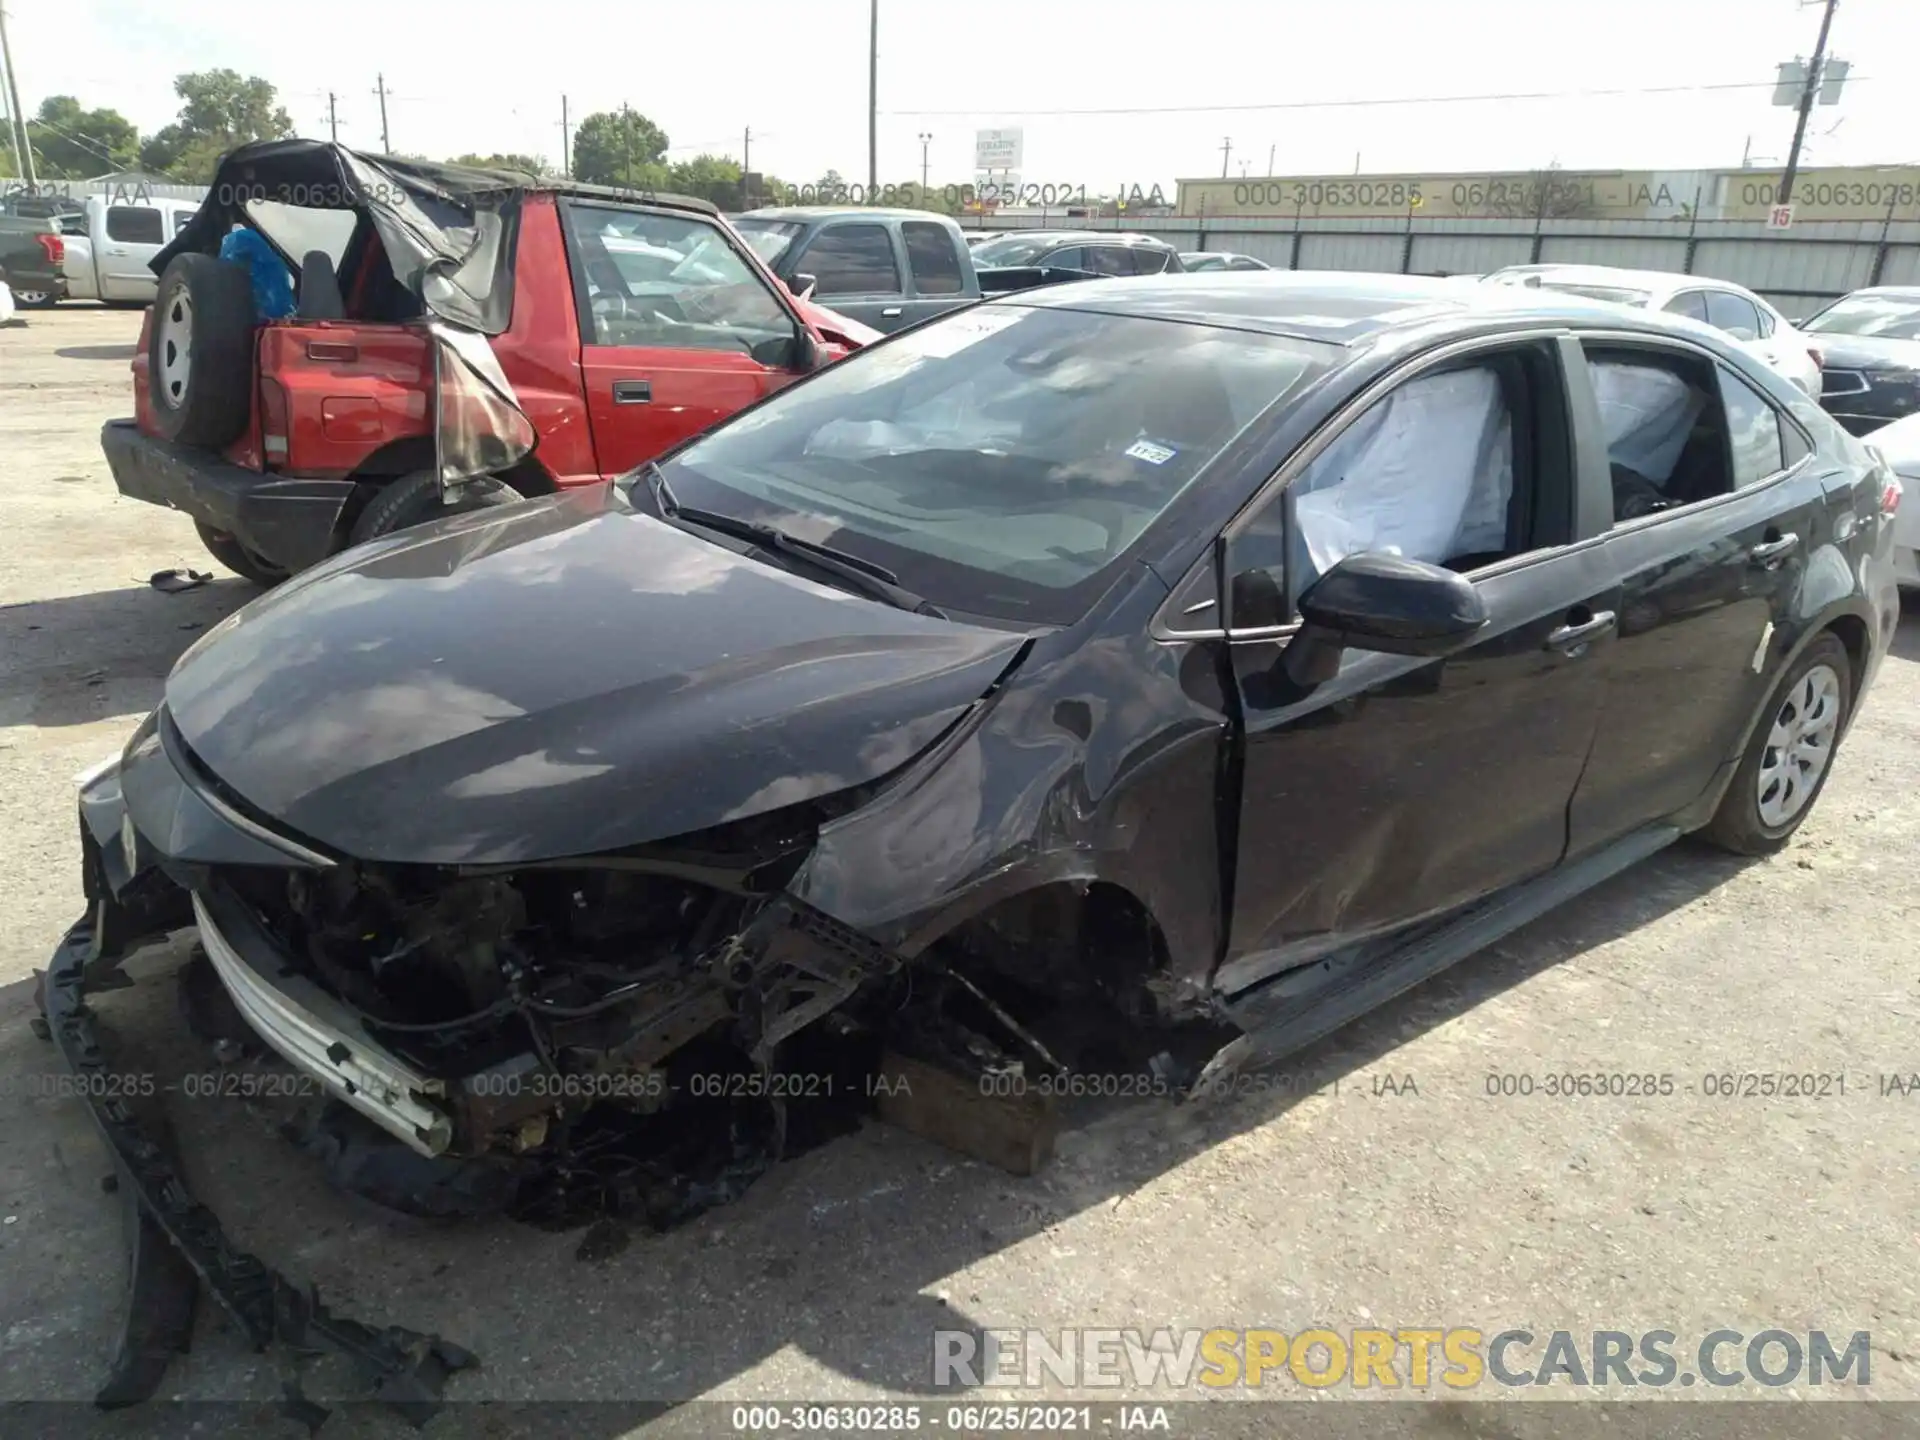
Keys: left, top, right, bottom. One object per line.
{"left": 148, "top": 253, "right": 254, "bottom": 448}
{"left": 1699, "top": 632, "right": 1851, "bottom": 856}
{"left": 348, "top": 470, "right": 524, "bottom": 547}
{"left": 193, "top": 521, "right": 289, "bottom": 588}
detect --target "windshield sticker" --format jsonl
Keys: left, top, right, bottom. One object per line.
{"left": 910, "top": 307, "right": 1025, "bottom": 359}
{"left": 1126, "top": 439, "right": 1177, "bottom": 465}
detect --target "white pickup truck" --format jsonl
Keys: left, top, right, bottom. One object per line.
{"left": 57, "top": 196, "right": 200, "bottom": 305}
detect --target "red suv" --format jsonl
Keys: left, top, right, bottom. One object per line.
{"left": 102, "top": 141, "right": 876, "bottom": 584}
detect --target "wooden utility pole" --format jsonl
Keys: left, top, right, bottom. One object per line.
{"left": 743, "top": 125, "right": 751, "bottom": 174}
{"left": 327, "top": 92, "right": 339, "bottom": 143}
{"left": 1218, "top": 137, "right": 1232, "bottom": 178}
{"left": 561, "top": 95, "right": 571, "bottom": 177}
{"left": 374, "top": 73, "right": 391, "bottom": 153}
{"left": 1778, "top": 0, "right": 1840, "bottom": 207}
{"left": 867, "top": 0, "right": 878, "bottom": 192}
{"left": 0, "top": 3, "right": 36, "bottom": 188}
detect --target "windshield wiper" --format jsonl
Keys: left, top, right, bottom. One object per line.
{"left": 647, "top": 464, "right": 946, "bottom": 619}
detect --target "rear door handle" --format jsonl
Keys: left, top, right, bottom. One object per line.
{"left": 881, "top": 306, "right": 903, "bottom": 318}
{"left": 612, "top": 380, "right": 652, "bottom": 404}
{"left": 1545, "top": 610, "right": 1617, "bottom": 654}
{"left": 1748, "top": 532, "right": 1799, "bottom": 567}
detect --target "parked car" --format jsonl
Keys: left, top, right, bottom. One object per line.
{"left": 1180, "top": 251, "right": 1270, "bottom": 272}
{"left": 1798, "top": 286, "right": 1920, "bottom": 436}
{"left": 56, "top": 195, "right": 200, "bottom": 305}
{"left": 47, "top": 275, "right": 1901, "bottom": 1416}
{"left": 99, "top": 140, "right": 879, "bottom": 587}
{"left": 1483, "top": 263, "right": 1822, "bottom": 398}
{"left": 0, "top": 212, "right": 67, "bottom": 309}
{"left": 968, "top": 229, "right": 1185, "bottom": 276}
{"left": 1864, "top": 409, "right": 1920, "bottom": 589}
{"left": 733, "top": 206, "right": 981, "bottom": 333}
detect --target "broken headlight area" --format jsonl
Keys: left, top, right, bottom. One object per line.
{"left": 188, "top": 799, "right": 914, "bottom": 1227}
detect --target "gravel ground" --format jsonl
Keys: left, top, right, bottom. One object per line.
{"left": 1, "top": 307, "right": 1917, "bottom": 1437}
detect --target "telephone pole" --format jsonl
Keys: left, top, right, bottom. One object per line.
{"left": 621, "top": 101, "right": 633, "bottom": 188}
{"left": 918, "top": 132, "right": 932, "bottom": 192}
{"left": 1778, "top": 0, "right": 1840, "bottom": 207}
{"left": 867, "top": 0, "right": 879, "bottom": 192}
{"left": 1218, "top": 137, "right": 1232, "bottom": 178}
{"left": 742, "top": 125, "right": 751, "bottom": 173}
{"left": 561, "top": 95, "right": 571, "bottom": 177}
{"left": 374, "top": 72, "right": 391, "bottom": 153}
{"left": 0, "top": 3, "right": 36, "bottom": 188}
{"left": 327, "top": 92, "right": 339, "bottom": 143}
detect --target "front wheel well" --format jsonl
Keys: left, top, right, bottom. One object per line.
{"left": 336, "top": 445, "right": 556, "bottom": 537}
{"left": 924, "top": 880, "right": 1179, "bottom": 1025}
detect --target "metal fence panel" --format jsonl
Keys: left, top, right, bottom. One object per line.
{"left": 1297, "top": 232, "right": 1405, "bottom": 271}
{"left": 1409, "top": 232, "right": 1534, "bottom": 275}
{"left": 1876, "top": 245, "right": 1920, "bottom": 285}
{"left": 1692, "top": 238, "right": 1878, "bottom": 295}
{"left": 1537, "top": 235, "right": 1690, "bottom": 269}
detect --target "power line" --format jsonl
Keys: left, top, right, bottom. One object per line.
{"left": 878, "top": 76, "right": 1868, "bottom": 119}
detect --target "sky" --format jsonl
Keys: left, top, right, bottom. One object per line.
{"left": 4, "top": 0, "right": 1919, "bottom": 186}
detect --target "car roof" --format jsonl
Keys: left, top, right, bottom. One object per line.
{"left": 1492, "top": 263, "right": 1753, "bottom": 298}
{"left": 738, "top": 207, "right": 956, "bottom": 223}
{"left": 1833, "top": 285, "right": 1920, "bottom": 302}
{"left": 983, "top": 230, "right": 1173, "bottom": 248}
{"left": 1006, "top": 269, "right": 1693, "bottom": 346}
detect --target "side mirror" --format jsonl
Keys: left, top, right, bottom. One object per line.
{"left": 792, "top": 327, "right": 823, "bottom": 373}
{"left": 790, "top": 272, "right": 818, "bottom": 302}
{"left": 1282, "top": 552, "right": 1487, "bottom": 687}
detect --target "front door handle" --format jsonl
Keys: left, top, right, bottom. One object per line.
{"left": 1545, "top": 610, "right": 1617, "bottom": 654}
{"left": 612, "top": 380, "right": 652, "bottom": 405}
{"left": 1748, "top": 532, "right": 1800, "bottom": 568}
{"left": 881, "top": 306, "right": 903, "bottom": 318}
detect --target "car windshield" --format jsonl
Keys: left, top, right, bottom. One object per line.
{"left": 734, "top": 219, "right": 803, "bottom": 266}
{"left": 969, "top": 235, "right": 1061, "bottom": 267}
{"left": 660, "top": 303, "right": 1338, "bottom": 624}
{"left": 1804, "top": 294, "right": 1920, "bottom": 341}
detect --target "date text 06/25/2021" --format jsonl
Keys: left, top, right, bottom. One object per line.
{"left": 763, "top": 181, "right": 1170, "bottom": 210}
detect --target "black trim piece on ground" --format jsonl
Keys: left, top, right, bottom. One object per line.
{"left": 40, "top": 913, "right": 478, "bottom": 1429}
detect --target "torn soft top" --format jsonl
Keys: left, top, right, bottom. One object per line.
{"left": 158, "top": 139, "right": 727, "bottom": 336}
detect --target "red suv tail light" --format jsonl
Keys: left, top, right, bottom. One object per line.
{"left": 259, "top": 376, "right": 291, "bottom": 464}
{"left": 1883, "top": 476, "right": 1904, "bottom": 516}
{"left": 34, "top": 233, "right": 64, "bottom": 265}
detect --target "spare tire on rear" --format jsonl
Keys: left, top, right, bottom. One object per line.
{"left": 149, "top": 252, "right": 255, "bottom": 449}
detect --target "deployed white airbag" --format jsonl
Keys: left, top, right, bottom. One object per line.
{"left": 1292, "top": 367, "right": 1513, "bottom": 579}
{"left": 1590, "top": 361, "right": 1702, "bottom": 482}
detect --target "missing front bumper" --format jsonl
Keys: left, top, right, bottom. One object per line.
{"left": 192, "top": 886, "right": 454, "bottom": 1156}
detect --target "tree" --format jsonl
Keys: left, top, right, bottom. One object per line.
{"left": 450, "top": 151, "right": 552, "bottom": 177}
{"left": 570, "top": 109, "right": 669, "bottom": 188}
{"left": 139, "top": 70, "right": 294, "bottom": 182}
{"left": 666, "top": 154, "right": 742, "bottom": 207}
{"left": 1482, "top": 167, "right": 1598, "bottom": 221}
{"left": 26, "top": 96, "right": 138, "bottom": 178}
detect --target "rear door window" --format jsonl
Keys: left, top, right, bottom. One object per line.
{"left": 798, "top": 223, "right": 901, "bottom": 297}
{"left": 902, "top": 221, "right": 964, "bottom": 296}
{"left": 1718, "top": 367, "right": 1786, "bottom": 486}
{"left": 1084, "top": 247, "right": 1136, "bottom": 277}
{"left": 1129, "top": 248, "right": 1174, "bottom": 275}
{"left": 1045, "top": 246, "right": 1086, "bottom": 270}
{"left": 105, "top": 206, "right": 164, "bottom": 244}
{"left": 1705, "top": 291, "right": 1763, "bottom": 341}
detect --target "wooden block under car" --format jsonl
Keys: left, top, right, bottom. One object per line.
{"left": 874, "top": 1050, "right": 1060, "bottom": 1176}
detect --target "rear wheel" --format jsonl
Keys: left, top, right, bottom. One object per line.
{"left": 1699, "top": 632, "right": 1850, "bottom": 856}
{"left": 348, "top": 471, "right": 525, "bottom": 547}
{"left": 194, "top": 521, "right": 289, "bottom": 588}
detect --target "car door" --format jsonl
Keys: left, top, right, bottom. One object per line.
{"left": 1215, "top": 334, "right": 1620, "bottom": 988}
{"left": 1564, "top": 334, "right": 1835, "bottom": 853}
{"left": 899, "top": 219, "right": 969, "bottom": 326}
{"left": 788, "top": 220, "right": 907, "bottom": 331}
{"left": 562, "top": 199, "right": 808, "bottom": 479}
{"left": 98, "top": 204, "right": 166, "bottom": 300}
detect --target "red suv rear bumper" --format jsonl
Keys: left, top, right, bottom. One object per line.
{"left": 101, "top": 420, "right": 358, "bottom": 572}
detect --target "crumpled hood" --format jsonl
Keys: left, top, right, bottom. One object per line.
{"left": 164, "top": 487, "right": 1023, "bottom": 864}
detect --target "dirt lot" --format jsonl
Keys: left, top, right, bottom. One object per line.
{"left": 2, "top": 307, "right": 1918, "bottom": 1435}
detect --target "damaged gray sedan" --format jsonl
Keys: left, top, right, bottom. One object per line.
{"left": 42, "top": 273, "right": 1901, "bottom": 1419}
